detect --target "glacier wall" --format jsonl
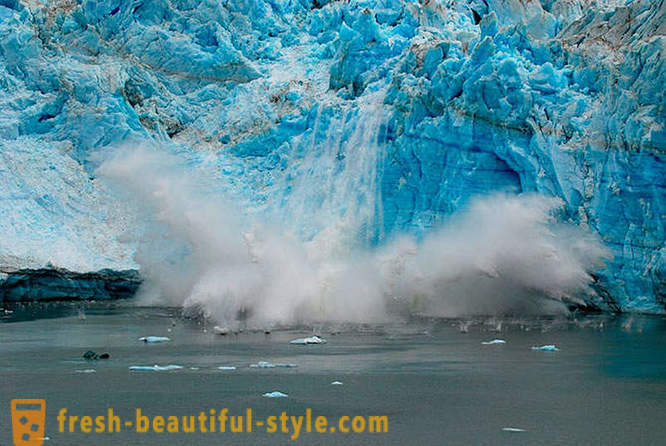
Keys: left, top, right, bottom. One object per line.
{"left": 0, "top": 0, "right": 663, "bottom": 311}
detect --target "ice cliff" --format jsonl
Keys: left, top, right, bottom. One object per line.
{"left": 0, "top": 0, "right": 663, "bottom": 311}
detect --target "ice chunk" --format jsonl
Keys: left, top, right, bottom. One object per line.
{"left": 481, "top": 339, "right": 506, "bottom": 345}
{"left": 263, "top": 391, "right": 288, "bottom": 398}
{"left": 75, "top": 369, "right": 96, "bottom": 373}
{"left": 289, "top": 335, "right": 326, "bottom": 345}
{"left": 83, "top": 351, "right": 109, "bottom": 360}
{"left": 213, "top": 326, "right": 230, "bottom": 335}
{"left": 502, "top": 427, "right": 526, "bottom": 432}
{"left": 250, "top": 361, "right": 297, "bottom": 368}
{"left": 531, "top": 345, "right": 559, "bottom": 351}
{"left": 330, "top": 381, "right": 343, "bottom": 385}
{"left": 129, "top": 365, "right": 183, "bottom": 371}
{"left": 139, "top": 336, "right": 171, "bottom": 343}
{"left": 217, "top": 366, "right": 237, "bottom": 370}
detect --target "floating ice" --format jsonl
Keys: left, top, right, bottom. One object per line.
{"left": 218, "top": 366, "right": 237, "bottom": 371}
{"left": 289, "top": 336, "right": 327, "bottom": 345}
{"left": 83, "top": 351, "right": 109, "bottom": 360}
{"left": 250, "top": 361, "right": 297, "bottom": 369}
{"left": 502, "top": 427, "right": 526, "bottom": 433}
{"left": 330, "top": 381, "right": 343, "bottom": 385}
{"left": 481, "top": 339, "right": 506, "bottom": 345}
{"left": 75, "top": 369, "right": 96, "bottom": 373}
{"left": 263, "top": 391, "right": 288, "bottom": 398}
{"left": 129, "top": 365, "right": 183, "bottom": 371}
{"left": 531, "top": 345, "right": 559, "bottom": 352}
{"left": 139, "top": 336, "right": 171, "bottom": 343}
{"left": 213, "top": 326, "right": 230, "bottom": 335}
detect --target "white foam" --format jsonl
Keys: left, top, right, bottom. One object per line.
{"left": 99, "top": 147, "right": 611, "bottom": 324}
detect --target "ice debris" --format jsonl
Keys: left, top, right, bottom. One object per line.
{"left": 531, "top": 345, "right": 559, "bottom": 352}
{"left": 213, "top": 326, "right": 230, "bottom": 335}
{"left": 217, "top": 366, "right": 237, "bottom": 371}
{"left": 502, "top": 427, "right": 526, "bottom": 433}
{"left": 263, "top": 391, "right": 288, "bottom": 398}
{"left": 481, "top": 339, "right": 506, "bottom": 345}
{"left": 83, "top": 351, "right": 109, "bottom": 360}
{"left": 289, "top": 335, "right": 327, "bottom": 345}
{"left": 129, "top": 365, "right": 183, "bottom": 371}
{"left": 139, "top": 336, "right": 171, "bottom": 343}
{"left": 250, "top": 361, "right": 297, "bottom": 368}
{"left": 75, "top": 369, "right": 96, "bottom": 373}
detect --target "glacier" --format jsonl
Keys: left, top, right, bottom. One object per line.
{"left": 0, "top": 0, "right": 663, "bottom": 312}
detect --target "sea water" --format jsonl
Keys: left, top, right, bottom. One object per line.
{"left": 1, "top": 302, "right": 665, "bottom": 445}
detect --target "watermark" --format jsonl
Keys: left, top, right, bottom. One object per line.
{"left": 11, "top": 399, "right": 387, "bottom": 443}
{"left": 11, "top": 399, "right": 46, "bottom": 446}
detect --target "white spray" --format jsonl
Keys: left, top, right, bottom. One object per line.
{"left": 98, "top": 143, "right": 611, "bottom": 325}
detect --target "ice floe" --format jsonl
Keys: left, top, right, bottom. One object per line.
{"left": 531, "top": 345, "right": 559, "bottom": 352}
{"left": 129, "top": 365, "right": 183, "bottom": 371}
{"left": 263, "top": 391, "right": 288, "bottom": 398}
{"left": 481, "top": 339, "right": 506, "bottom": 345}
{"left": 139, "top": 336, "right": 171, "bottom": 343}
{"left": 213, "top": 326, "right": 230, "bottom": 335}
{"left": 290, "top": 335, "right": 327, "bottom": 345}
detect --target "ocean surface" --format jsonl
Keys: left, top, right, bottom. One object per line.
{"left": 1, "top": 302, "right": 666, "bottom": 445}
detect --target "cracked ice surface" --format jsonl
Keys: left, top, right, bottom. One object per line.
{"left": 0, "top": 0, "right": 663, "bottom": 311}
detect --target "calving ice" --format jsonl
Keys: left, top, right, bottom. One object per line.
{"left": 0, "top": 0, "right": 662, "bottom": 314}
{"left": 56, "top": 408, "right": 388, "bottom": 439}
{"left": 1, "top": 1, "right": 665, "bottom": 444}
{"left": 99, "top": 146, "right": 611, "bottom": 323}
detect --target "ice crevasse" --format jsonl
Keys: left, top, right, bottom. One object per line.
{"left": 0, "top": 0, "right": 663, "bottom": 312}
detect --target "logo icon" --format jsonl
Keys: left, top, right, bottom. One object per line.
{"left": 11, "top": 399, "right": 45, "bottom": 446}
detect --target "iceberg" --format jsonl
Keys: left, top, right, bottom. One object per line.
{"left": 217, "top": 366, "right": 237, "bottom": 371}
{"left": 139, "top": 336, "right": 171, "bottom": 343}
{"left": 330, "top": 381, "right": 343, "bottom": 386}
{"left": 531, "top": 345, "right": 559, "bottom": 352}
{"left": 263, "top": 391, "right": 288, "bottom": 398}
{"left": 129, "top": 365, "right": 183, "bottom": 372}
{"left": 289, "top": 336, "right": 327, "bottom": 345}
{"left": 502, "top": 427, "right": 526, "bottom": 433}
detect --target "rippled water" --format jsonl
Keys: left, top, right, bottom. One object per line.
{"left": 1, "top": 302, "right": 665, "bottom": 445}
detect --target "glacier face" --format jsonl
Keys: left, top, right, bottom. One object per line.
{"left": 0, "top": 0, "right": 663, "bottom": 311}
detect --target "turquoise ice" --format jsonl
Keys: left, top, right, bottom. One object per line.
{"left": 0, "top": 1, "right": 663, "bottom": 312}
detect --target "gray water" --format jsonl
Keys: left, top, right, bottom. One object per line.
{"left": 1, "top": 302, "right": 666, "bottom": 445}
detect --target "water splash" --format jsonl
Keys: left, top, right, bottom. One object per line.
{"left": 98, "top": 141, "right": 611, "bottom": 325}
